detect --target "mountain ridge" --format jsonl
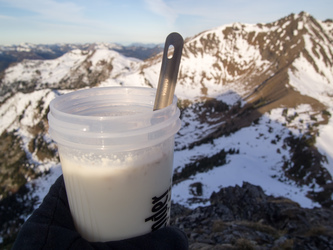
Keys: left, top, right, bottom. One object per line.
{"left": 0, "top": 42, "right": 162, "bottom": 77}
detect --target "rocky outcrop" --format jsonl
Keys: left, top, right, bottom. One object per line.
{"left": 171, "top": 182, "right": 333, "bottom": 249}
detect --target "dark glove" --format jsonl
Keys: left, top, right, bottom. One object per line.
{"left": 13, "top": 175, "right": 188, "bottom": 250}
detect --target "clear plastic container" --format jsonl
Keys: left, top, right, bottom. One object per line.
{"left": 48, "top": 86, "right": 181, "bottom": 242}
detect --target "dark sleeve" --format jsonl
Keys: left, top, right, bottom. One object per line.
{"left": 90, "top": 226, "right": 188, "bottom": 250}
{"left": 13, "top": 175, "right": 188, "bottom": 250}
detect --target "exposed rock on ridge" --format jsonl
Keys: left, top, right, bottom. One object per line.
{"left": 171, "top": 182, "right": 333, "bottom": 249}
{"left": 175, "top": 12, "right": 333, "bottom": 112}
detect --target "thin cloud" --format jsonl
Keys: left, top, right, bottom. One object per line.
{"left": 0, "top": 14, "right": 16, "bottom": 20}
{"left": 1, "top": 0, "right": 85, "bottom": 24}
{"left": 144, "top": 0, "right": 178, "bottom": 25}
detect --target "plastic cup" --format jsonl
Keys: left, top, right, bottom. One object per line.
{"left": 47, "top": 86, "right": 181, "bottom": 242}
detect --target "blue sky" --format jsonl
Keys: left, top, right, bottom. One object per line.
{"left": 0, "top": 0, "right": 332, "bottom": 45}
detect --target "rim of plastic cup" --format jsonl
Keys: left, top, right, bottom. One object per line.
{"left": 48, "top": 86, "right": 181, "bottom": 150}
{"left": 49, "top": 87, "right": 164, "bottom": 120}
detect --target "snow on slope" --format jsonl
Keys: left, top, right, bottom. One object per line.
{"left": 317, "top": 116, "right": 333, "bottom": 175}
{"left": 174, "top": 24, "right": 272, "bottom": 100}
{"left": 289, "top": 50, "right": 333, "bottom": 107}
{"left": 287, "top": 27, "right": 333, "bottom": 177}
{"left": 172, "top": 101, "right": 326, "bottom": 209}
{"left": 3, "top": 50, "right": 87, "bottom": 84}
{"left": 0, "top": 90, "right": 54, "bottom": 134}
{"left": 289, "top": 58, "right": 333, "bottom": 177}
{"left": 2, "top": 49, "right": 142, "bottom": 90}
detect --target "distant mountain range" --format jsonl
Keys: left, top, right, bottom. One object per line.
{"left": 0, "top": 11, "right": 333, "bottom": 248}
{"left": 0, "top": 42, "right": 163, "bottom": 74}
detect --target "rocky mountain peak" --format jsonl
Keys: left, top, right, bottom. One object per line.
{"left": 171, "top": 12, "right": 333, "bottom": 114}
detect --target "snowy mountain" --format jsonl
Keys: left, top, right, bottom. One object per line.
{"left": 0, "top": 49, "right": 142, "bottom": 102}
{"left": 0, "top": 42, "right": 162, "bottom": 75}
{"left": 1, "top": 11, "right": 333, "bottom": 246}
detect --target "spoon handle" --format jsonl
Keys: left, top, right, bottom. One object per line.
{"left": 153, "top": 32, "right": 183, "bottom": 111}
